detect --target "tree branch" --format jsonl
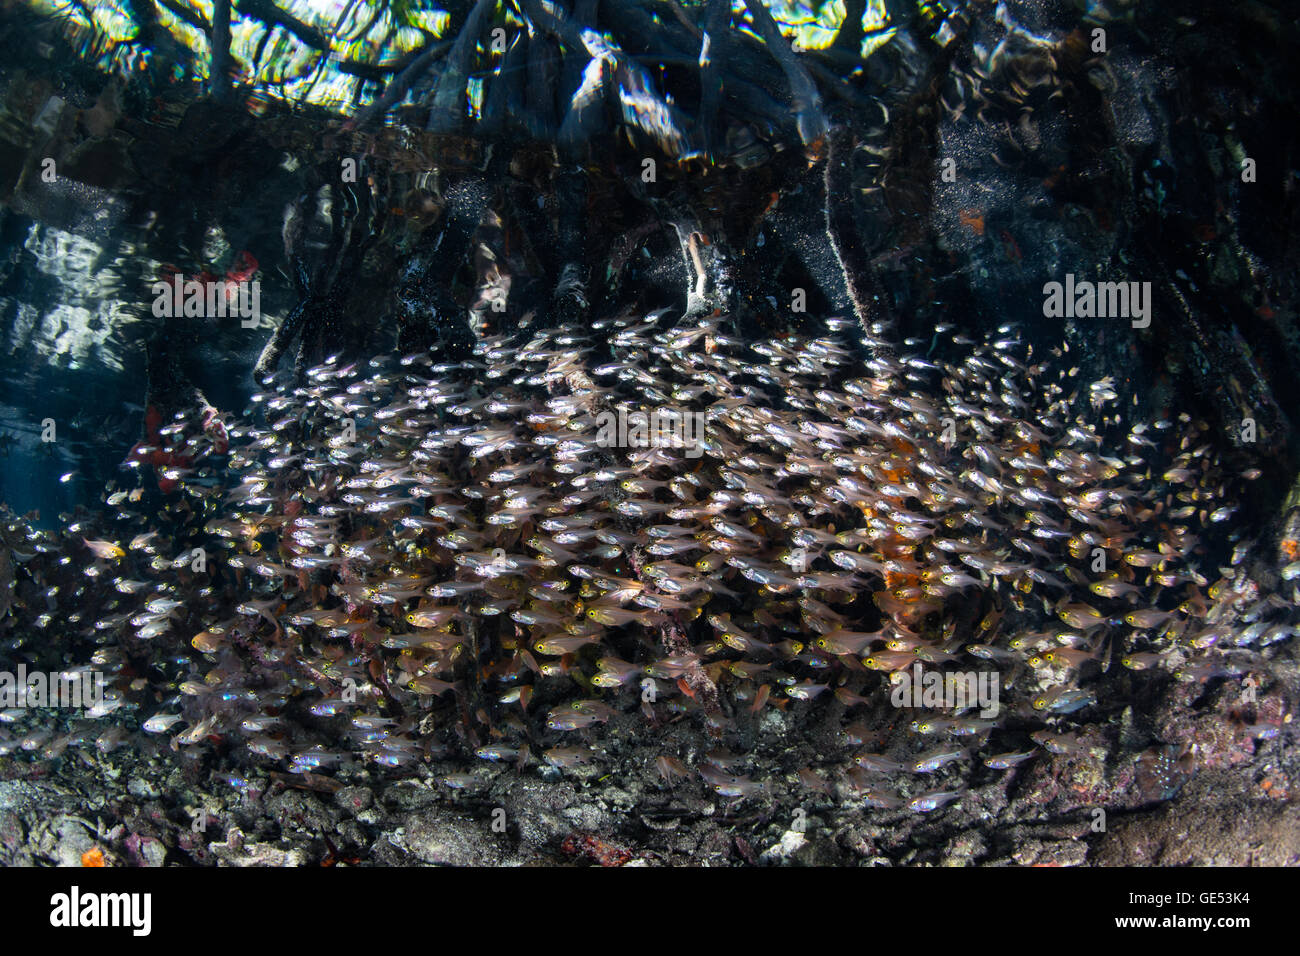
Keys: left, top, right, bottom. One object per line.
{"left": 824, "top": 125, "right": 893, "bottom": 354}
{"left": 741, "top": 0, "right": 827, "bottom": 149}
{"left": 211, "top": 0, "right": 233, "bottom": 104}
{"left": 346, "top": 39, "right": 452, "bottom": 130}
{"left": 156, "top": 0, "right": 209, "bottom": 31}
{"left": 698, "top": 0, "right": 729, "bottom": 159}
{"left": 234, "top": 0, "right": 328, "bottom": 50}
{"left": 426, "top": 0, "right": 497, "bottom": 134}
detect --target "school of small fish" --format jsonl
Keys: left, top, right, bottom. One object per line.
{"left": 1, "top": 306, "right": 1296, "bottom": 814}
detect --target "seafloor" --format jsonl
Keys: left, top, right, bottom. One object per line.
{"left": 2, "top": 656, "right": 1299, "bottom": 866}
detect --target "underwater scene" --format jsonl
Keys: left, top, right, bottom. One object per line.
{"left": 0, "top": 0, "right": 1297, "bottom": 875}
